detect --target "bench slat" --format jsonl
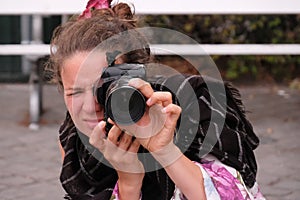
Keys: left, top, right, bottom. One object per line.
{"left": 1, "top": 44, "right": 300, "bottom": 56}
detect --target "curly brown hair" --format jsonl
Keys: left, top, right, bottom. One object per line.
{"left": 47, "top": 3, "right": 152, "bottom": 88}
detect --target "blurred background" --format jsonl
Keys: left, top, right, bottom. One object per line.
{"left": 141, "top": 15, "right": 300, "bottom": 85}
{"left": 0, "top": 1, "right": 299, "bottom": 200}
{"left": 1, "top": 12, "right": 300, "bottom": 84}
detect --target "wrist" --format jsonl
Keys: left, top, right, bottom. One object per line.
{"left": 151, "top": 142, "right": 183, "bottom": 167}
{"left": 118, "top": 171, "right": 144, "bottom": 186}
{"left": 117, "top": 176, "right": 143, "bottom": 200}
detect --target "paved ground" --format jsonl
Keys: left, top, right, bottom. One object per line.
{"left": 0, "top": 83, "right": 299, "bottom": 200}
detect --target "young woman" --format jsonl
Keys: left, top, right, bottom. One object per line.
{"left": 47, "top": 1, "right": 265, "bottom": 199}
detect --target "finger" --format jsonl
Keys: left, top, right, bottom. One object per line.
{"left": 128, "top": 78, "right": 154, "bottom": 99}
{"left": 107, "top": 118, "right": 115, "bottom": 125}
{"left": 118, "top": 131, "right": 133, "bottom": 151}
{"left": 162, "top": 104, "right": 182, "bottom": 116}
{"left": 107, "top": 125, "right": 123, "bottom": 144}
{"left": 162, "top": 104, "right": 182, "bottom": 127}
{"left": 89, "top": 121, "right": 106, "bottom": 150}
{"left": 147, "top": 91, "right": 172, "bottom": 107}
{"left": 127, "top": 137, "right": 140, "bottom": 153}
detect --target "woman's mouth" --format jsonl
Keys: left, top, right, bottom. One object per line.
{"left": 85, "top": 119, "right": 102, "bottom": 129}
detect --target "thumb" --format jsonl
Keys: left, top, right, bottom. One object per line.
{"left": 89, "top": 121, "right": 107, "bottom": 151}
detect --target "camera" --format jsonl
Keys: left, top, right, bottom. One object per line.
{"left": 95, "top": 63, "right": 147, "bottom": 126}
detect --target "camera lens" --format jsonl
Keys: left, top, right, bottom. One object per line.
{"left": 106, "top": 86, "right": 146, "bottom": 125}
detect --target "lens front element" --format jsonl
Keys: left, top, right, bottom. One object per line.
{"left": 106, "top": 86, "right": 146, "bottom": 125}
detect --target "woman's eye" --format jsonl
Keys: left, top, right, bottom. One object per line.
{"left": 66, "top": 90, "right": 83, "bottom": 96}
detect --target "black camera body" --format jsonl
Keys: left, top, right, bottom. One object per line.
{"left": 95, "top": 63, "right": 147, "bottom": 126}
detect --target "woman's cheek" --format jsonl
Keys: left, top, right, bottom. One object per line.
{"left": 64, "top": 96, "right": 82, "bottom": 126}
{"left": 65, "top": 95, "right": 92, "bottom": 135}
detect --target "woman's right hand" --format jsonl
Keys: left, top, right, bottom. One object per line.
{"left": 89, "top": 121, "right": 144, "bottom": 199}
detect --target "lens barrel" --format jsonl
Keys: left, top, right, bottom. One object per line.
{"left": 95, "top": 63, "right": 147, "bottom": 125}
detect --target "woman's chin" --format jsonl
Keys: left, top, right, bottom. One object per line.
{"left": 75, "top": 124, "right": 93, "bottom": 137}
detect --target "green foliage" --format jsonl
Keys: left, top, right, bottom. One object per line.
{"left": 140, "top": 14, "right": 300, "bottom": 83}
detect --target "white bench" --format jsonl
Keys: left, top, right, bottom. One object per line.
{"left": 1, "top": 0, "right": 300, "bottom": 129}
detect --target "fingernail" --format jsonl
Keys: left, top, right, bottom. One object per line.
{"left": 147, "top": 98, "right": 152, "bottom": 105}
{"left": 98, "top": 121, "right": 106, "bottom": 128}
{"left": 161, "top": 107, "right": 167, "bottom": 113}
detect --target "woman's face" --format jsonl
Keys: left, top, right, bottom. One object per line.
{"left": 61, "top": 51, "right": 107, "bottom": 136}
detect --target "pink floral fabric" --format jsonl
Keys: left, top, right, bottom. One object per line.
{"left": 112, "top": 157, "right": 266, "bottom": 200}
{"left": 201, "top": 160, "right": 245, "bottom": 199}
